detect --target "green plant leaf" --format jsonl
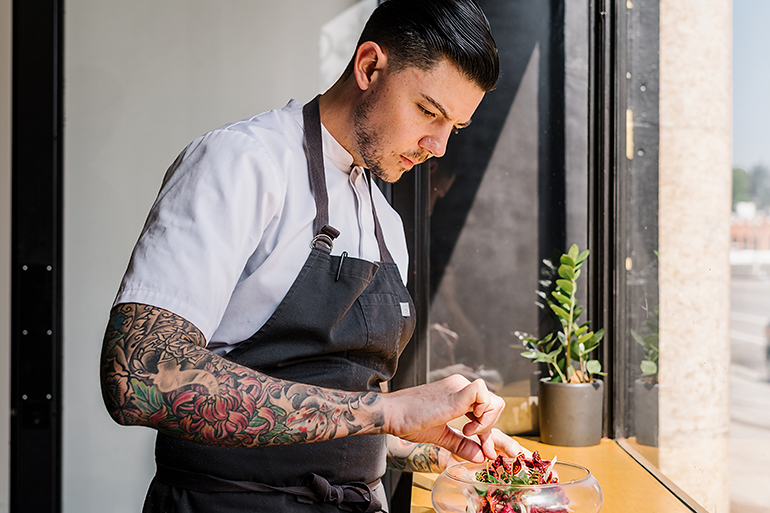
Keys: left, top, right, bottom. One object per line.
{"left": 575, "top": 325, "right": 589, "bottom": 338}
{"left": 594, "top": 328, "right": 605, "bottom": 341}
{"left": 576, "top": 249, "right": 590, "bottom": 264}
{"left": 556, "top": 279, "right": 573, "bottom": 294}
{"left": 560, "top": 255, "right": 575, "bottom": 267}
{"left": 573, "top": 306, "right": 583, "bottom": 321}
{"left": 577, "top": 331, "right": 594, "bottom": 346}
{"left": 552, "top": 291, "right": 571, "bottom": 305}
{"left": 582, "top": 339, "right": 600, "bottom": 354}
{"left": 640, "top": 360, "right": 658, "bottom": 375}
{"left": 558, "top": 265, "right": 575, "bottom": 280}
{"left": 586, "top": 360, "right": 602, "bottom": 375}
{"left": 550, "top": 303, "right": 570, "bottom": 320}
{"left": 569, "top": 340, "right": 580, "bottom": 360}
{"left": 568, "top": 244, "right": 580, "bottom": 261}
{"left": 521, "top": 351, "right": 537, "bottom": 359}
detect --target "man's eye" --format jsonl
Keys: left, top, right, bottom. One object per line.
{"left": 420, "top": 106, "right": 436, "bottom": 118}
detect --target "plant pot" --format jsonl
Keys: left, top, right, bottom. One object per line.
{"left": 538, "top": 378, "right": 604, "bottom": 447}
{"left": 633, "top": 379, "right": 658, "bottom": 446}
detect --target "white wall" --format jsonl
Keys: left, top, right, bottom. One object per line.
{"left": 63, "top": 2, "right": 365, "bottom": 511}
{"left": 0, "top": 0, "right": 11, "bottom": 510}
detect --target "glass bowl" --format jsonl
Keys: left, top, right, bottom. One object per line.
{"left": 431, "top": 460, "right": 603, "bottom": 513}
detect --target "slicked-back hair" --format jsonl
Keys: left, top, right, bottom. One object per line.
{"left": 347, "top": 0, "right": 499, "bottom": 92}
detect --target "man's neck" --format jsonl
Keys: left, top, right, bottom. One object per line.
{"left": 318, "top": 81, "right": 363, "bottom": 167}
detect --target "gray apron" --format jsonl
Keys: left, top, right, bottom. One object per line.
{"left": 142, "top": 96, "right": 416, "bottom": 513}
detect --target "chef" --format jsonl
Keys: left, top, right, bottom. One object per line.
{"left": 99, "top": 0, "right": 525, "bottom": 511}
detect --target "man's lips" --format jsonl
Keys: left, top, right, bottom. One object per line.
{"left": 400, "top": 155, "right": 415, "bottom": 168}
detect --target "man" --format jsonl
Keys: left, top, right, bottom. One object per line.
{"left": 100, "top": 1, "right": 525, "bottom": 511}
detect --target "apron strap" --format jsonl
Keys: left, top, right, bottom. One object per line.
{"left": 155, "top": 462, "right": 382, "bottom": 513}
{"left": 302, "top": 96, "right": 394, "bottom": 265}
{"left": 365, "top": 170, "right": 395, "bottom": 265}
{"left": 303, "top": 95, "right": 340, "bottom": 254}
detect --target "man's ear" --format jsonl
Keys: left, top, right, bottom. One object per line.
{"left": 352, "top": 41, "right": 387, "bottom": 92}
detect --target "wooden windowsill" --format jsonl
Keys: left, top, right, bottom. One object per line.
{"left": 411, "top": 436, "right": 702, "bottom": 513}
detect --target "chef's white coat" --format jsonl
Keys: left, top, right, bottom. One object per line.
{"left": 114, "top": 99, "right": 409, "bottom": 354}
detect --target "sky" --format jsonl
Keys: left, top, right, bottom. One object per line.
{"left": 732, "top": 0, "right": 770, "bottom": 170}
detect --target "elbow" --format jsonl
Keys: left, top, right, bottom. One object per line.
{"left": 99, "top": 354, "right": 139, "bottom": 427}
{"left": 100, "top": 371, "right": 132, "bottom": 426}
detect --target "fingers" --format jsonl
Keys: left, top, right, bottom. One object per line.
{"left": 410, "top": 425, "right": 486, "bottom": 463}
{"left": 489, "top": 429, "right": 532, "bottom": 459}
{"left": 478, "top": 431, "right": 497, "bottom": 460}
{"left": 447, "top": 429, "right": 530, "bottom": 464}
{"left": 457, "top": 379, "right": 505, "bottom": 437}
{"left": 381, "top": 375, "right": 504, "bottom": 440}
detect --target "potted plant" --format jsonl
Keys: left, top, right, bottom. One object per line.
{"left": 631, "top": 307, "right": 659, "bottom": 446}
{"left": 515, "top": 244, "right": 605, "bottom": 446}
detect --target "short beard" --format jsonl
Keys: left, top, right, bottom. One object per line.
{"left": 352, "top": 90, "right": 391, "bottom": 182}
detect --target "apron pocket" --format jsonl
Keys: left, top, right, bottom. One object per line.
{"left": 356, "top": 293, "right": 403, "bottom": 357}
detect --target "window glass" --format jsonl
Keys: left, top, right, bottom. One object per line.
{"left": 425, "top": 0, "right": 589, "bottom": 430}
{"left": 618, "top": 2, "right": 768, "bottom": 513}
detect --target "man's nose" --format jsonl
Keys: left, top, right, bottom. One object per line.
{"left": 419, "top": 132, "right": 449, "bottom": 158}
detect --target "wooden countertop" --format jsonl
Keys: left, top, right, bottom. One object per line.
{"left": 411, "top": 437, "right": 698, "bottom": 513}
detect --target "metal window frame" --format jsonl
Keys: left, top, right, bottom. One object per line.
{"left": 587, "top": 0, "right": 623, "bottom": 439}
{"left": 11, "top": 0, "right": 64, "bottom": 511}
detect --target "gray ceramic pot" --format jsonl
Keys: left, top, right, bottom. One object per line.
{"left": 538, "top": 378, "right": 604, "bottom": 447}
{"left": 633, "top": 379, "right": 658, "bottom": 446}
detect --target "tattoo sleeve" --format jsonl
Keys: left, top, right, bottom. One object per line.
{"left": 100, "top": 303, "right": 384, "bottom": 447}
{"left": 385, "top": 435, "right": 445, "bottom": 473}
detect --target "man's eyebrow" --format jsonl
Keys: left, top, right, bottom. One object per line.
{"left": 422, "top": 94, "right": 473, "bottom": 128}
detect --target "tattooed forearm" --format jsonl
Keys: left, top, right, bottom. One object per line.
{"left": 100, "top": 303, "right": 384, "bottom": 447}
{"left": 386, "top": 435, "right": 444, "bottom": 473}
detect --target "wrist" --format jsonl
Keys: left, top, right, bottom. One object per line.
{"left": 375, "top": 389, "right": 398, "bottom": 436}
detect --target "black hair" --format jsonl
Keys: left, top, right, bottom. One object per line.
{"left": 347, "top": 0, "right": 499, "bottom": 92}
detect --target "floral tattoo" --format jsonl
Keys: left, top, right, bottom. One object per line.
{"left": 385, "top": 436, "right": 443, "bottom": 473}
{"left": 100, "top": 303, "right": 384, "bottom": 447}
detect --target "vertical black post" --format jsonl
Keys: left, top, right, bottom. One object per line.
{"left": 11, "top": 0, "right": 63, "bottom": 511}
{"left": 587, "top": 0, "right": 618, "bottom": 438}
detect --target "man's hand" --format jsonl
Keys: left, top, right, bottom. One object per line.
{"left": 381, "top": 375, "right": 506, "bottom": 462}
{"left": 385, "top": 430, "right": 531, "bottom": 474}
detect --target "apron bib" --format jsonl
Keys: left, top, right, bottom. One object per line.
{"left": 142, "top": 97, "right": 416, "bottom": 513}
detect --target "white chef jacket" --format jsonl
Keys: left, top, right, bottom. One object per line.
{"left": 114, "top": 99, "right": 409, "bottom": 354}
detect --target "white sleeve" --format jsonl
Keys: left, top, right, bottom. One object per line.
{"left": 113, "top": 129, "right": 287, "bottom": 342}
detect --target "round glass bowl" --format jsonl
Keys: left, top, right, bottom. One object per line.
{"left": 431, "top": 460, "right": 603, "bottom": 513}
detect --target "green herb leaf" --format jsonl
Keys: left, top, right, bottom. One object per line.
{"left": 568, "top": 244, "right": 580, "bottom": 261}
{"left": 586, "top": 360, "right": 602, "bottom": 375}
{"left": 560, "top": 255, "right": 575, "bottom": 267}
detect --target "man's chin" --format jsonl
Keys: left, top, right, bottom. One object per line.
{"left": 371, "top": 166, "right": 407, "bottom": 184}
